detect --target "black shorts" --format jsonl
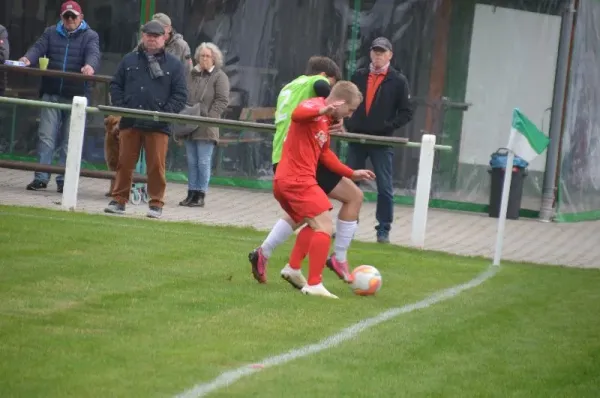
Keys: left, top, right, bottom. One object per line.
{"left": 272, "top": 163, "right": 343, "bottom": 195}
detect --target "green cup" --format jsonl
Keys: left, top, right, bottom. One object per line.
{"left": 39, "top": 57, "right": 49, "bottom": 70}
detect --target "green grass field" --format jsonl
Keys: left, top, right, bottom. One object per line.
{"left": 1, "top": 205, "right": 599, "bottom": 398}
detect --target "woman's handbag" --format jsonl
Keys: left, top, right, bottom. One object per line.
{"left": 172, "top": 72, "right": 215, "bottom": 139}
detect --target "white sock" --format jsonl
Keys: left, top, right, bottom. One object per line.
{"left": 334, "top": 219, "right": 358, "bottom": 262}
{"left": 261, "top": 219, "right": 294, "bottom": 258}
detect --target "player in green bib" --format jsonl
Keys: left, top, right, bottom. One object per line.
{"left": 271, "top": 73, "right": 331, "bottom": 164}
{"left": 249, "top": 56, "right": 368, "bottom": 290}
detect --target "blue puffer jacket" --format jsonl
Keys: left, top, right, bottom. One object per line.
{"left": 110, "top": 48, "right": 188, "bottom": 135}
{"left": 24, "top": 21, "right": 100, "bottom": 99}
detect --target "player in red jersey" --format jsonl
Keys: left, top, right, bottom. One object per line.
{"left": 274, "top": 81, "right": 375, "bottom": 298}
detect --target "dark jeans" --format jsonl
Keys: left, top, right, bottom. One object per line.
{"left": 34, "top": 94, "right": 71, "bottom": 184}
{"left": 346, "top": 143, "right": 394, "bottom": 231}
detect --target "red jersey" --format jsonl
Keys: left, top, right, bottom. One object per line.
{"left": 274, "top": 98, "right": 353, "bottom": 183}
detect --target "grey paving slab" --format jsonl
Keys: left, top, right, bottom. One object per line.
{"left": 1, "top": 169, "right": 599, "bottom": 268}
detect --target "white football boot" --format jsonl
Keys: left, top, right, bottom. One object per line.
{"left": 301, "top": 283, "right": 339, "bottom": 299}
{"left": 280, "top": 264, "right": 307, "bottom": 289}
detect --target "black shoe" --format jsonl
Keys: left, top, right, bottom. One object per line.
{"left": 375, "top": 226, "right": 390, "bottom": 244}
{"left": 26, "top": 180, "right": 47, "bottom": 191}
{"left": 57, "top": 181, "right": 64, "bottom": 193}
{"left": 179, "top": 190, "right": 194, "bottom": 206}
{"left": 188, "top": 191, "right": 205, "bottom": 207}
{"left": 104, "top": 200, "right": 126, "bottom": 215}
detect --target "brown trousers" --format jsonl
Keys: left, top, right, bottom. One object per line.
{"left": 112, "top": 128, "right": 169, "bottom": 207}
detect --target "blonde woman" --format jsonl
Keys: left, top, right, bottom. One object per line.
{"left": 179, "top": 42, "right": 230, "bottom": 207}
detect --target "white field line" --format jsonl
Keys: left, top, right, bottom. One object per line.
{"left": 174, "top": 266, "right": 499, "bottom": 398}
{"left": 1, "top": 209, "right": 499, "bottom": 396}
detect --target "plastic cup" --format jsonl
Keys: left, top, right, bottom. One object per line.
{"left": 39, "top": 57, "right": 49, "bottom": 70}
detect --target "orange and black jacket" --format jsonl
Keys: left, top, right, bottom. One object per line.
{"left": 345, "top": 66, "right": 413, "bottom": 137}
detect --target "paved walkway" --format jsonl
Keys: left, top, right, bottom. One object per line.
{"left": 1, "top": 169, "right": 599, "bottom": 268}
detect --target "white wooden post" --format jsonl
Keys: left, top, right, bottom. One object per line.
{"left": 492, "top": 150, "right": 515, "bottom": 266}
{"left": 411, "top": 134, "right": 436, "bottom": 248}
{"left": 61, "top": 96, "right": 87, "bottom": 211}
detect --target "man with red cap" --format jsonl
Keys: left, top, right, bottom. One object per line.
{"left": 19, "top": 1, "right": 100, "bottom": 194}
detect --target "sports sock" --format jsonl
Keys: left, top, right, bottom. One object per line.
{"left": 307, "top": 231, "right": 331, "bottom": 286}
{"left": 261, "top": 218, "right": 294, "bottom": 258}
{"left": 289, "top": 226, "right": 314, "bottom": 270}
{"left": 334, "top": 219, "right": 357, "bottom": 262}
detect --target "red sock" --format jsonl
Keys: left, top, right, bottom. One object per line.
{"left": 289, "top": 226, "right": 314, "bottom": 270}
{"left": 307, "top": 231, "right": 331, "bottom": 286}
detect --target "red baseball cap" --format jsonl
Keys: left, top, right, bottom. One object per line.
{"left": 60, "top": 1, "right": 82, "bottom": 16}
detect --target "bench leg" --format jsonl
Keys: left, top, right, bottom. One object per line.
{"left": 9, "top": 105, "right": 17, "bottom": 154}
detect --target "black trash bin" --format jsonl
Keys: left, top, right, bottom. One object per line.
{"left": 488, "top": 148, "right": 528, "bottom": 220}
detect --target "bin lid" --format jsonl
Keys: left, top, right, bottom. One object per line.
{"left": 489, "top": 148, "right": 528, "bottom": 169}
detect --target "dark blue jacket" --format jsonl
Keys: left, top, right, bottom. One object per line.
{"left": 24, "top": 21, "right": 100, "bottom": 99}
{"left": 110, "top": 48, "right": 188, "bottom": 135}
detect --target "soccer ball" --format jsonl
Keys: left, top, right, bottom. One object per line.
{"left": 349, "top": 265, "right": 382, "bottom": 296}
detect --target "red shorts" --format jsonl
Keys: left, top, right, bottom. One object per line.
{"left": 273, "top": 179, "right": 333, "bottom": 224}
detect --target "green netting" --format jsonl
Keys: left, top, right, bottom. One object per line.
{"left": 554, "top": 0, "right": 600, "bottom": 222}
{"left": 0, "top": 0, "right": 573, "bottom": 221}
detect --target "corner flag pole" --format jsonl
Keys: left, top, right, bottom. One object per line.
{"left": 492, "top": 150, "right": 515, "bottom": 266}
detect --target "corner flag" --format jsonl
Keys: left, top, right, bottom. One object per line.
{"left": 493, "top": 109, "right": 550, "bottom": 266}
{"left": 508, "top": 108, "right": 550, "bottom": 163}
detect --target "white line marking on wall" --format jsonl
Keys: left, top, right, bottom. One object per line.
{"left": 174, "top": 266, "right": 499, "bottom": 398}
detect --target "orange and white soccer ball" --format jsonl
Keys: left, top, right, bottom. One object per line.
{"left": 349, "top": 265, "right": 382, "bottom": 296}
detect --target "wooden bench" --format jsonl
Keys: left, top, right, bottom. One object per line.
{"left": 214, "top": 107, "right": 275, "bottom": 175}
{"left": 218, "top": 137, "right": 265, "bottom": 146}
{"left": 238, "top": 107, "right": 275, "bottom": 122}
{"left": 217, "top": 106, "right": 275, "bottom": 146}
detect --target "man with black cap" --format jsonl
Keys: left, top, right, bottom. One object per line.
{"left": 344, "top": 36, "right": 413, "bottom": 244}
{"left": 105, "top": 12, "right": 192, "bottom": 197}
{"left": 105, "top": 20, "right": 188, "bottom": 219}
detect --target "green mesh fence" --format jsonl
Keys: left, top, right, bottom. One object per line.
{"left": 0, "top": 0, "right": 581, "bottom": 220}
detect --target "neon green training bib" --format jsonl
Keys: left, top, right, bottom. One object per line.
{"left": 271, "top": 74, "right": 329, "bottom": 164}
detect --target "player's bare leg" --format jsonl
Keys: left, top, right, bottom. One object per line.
{"left": 326, "top": 177, "right": 363, "bottom": 282}
{"left": 300, "top": 212, "right": 338, "bottom": 299}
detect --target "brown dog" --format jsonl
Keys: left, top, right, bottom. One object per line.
{"left": 104, "top": 115, "right": 121, "bottom": 197}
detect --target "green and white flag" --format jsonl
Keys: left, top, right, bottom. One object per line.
{"left": 508, "top": 108, "right": 550, "bottom": 162}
